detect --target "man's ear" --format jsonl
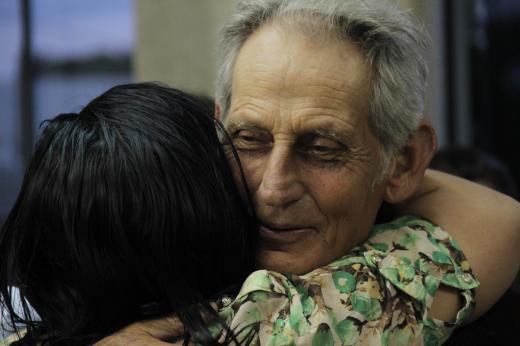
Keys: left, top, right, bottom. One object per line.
{"left": 383, "top": 120, "right": 437, "bottom": 204}
{"left": 215, "top": 103, "right": 222, "bottom": 121}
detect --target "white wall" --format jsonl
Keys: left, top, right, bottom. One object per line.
{"left": 134, "top": 0, "right": 235, "bottom": 97}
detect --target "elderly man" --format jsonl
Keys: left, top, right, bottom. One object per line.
{"left": 98, "top": 0, "right": 520, "bottom": 344}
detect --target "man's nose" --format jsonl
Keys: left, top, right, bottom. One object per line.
{"left": 256, "top": 146, "right": 305, "bottom": 208}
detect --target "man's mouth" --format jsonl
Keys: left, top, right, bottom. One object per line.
{"left": 259, "top": 223, "right": 316, "bottom": 244}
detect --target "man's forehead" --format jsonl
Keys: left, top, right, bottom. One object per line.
{"left": 232, "top": 22, "right": 370, "bottom": 84}
{"left": 227, "top": 80, "right": 370, "bottom": 131}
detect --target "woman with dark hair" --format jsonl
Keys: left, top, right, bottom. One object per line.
{"left": 0, "top": 83, "right": 257, "bottom": 345}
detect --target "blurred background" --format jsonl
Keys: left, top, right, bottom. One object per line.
{"left": 1, "top": 0, "right": 519, "bottom": 225}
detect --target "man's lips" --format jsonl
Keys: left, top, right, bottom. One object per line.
{"left": 261, "top": 222, "right": 310, "bottom": 232}
{"left": 259, "top": 223, "right": 316, "bottom": 244}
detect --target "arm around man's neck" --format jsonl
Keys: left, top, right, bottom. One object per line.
{"left": 394, "top": 169, "right": 520, "bottom": 323}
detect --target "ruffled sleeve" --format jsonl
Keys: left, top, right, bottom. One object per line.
{"left": 358, "top": 216, "right": 479, "bottom": 344}
{"left": 214, "top": 216, "right": 479, "bottom": 346}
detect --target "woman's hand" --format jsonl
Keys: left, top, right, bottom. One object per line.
{"left": 94, "top": 315, "right": 186, "bottom": 346}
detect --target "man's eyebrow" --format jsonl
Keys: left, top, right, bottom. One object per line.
{"left": 226, "top": 121, "right": 266, "bottom": 133}
{"left": 311, "top": 128, "right": 351, "bottom": 142}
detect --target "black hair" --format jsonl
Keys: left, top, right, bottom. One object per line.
{"left": 0, "top": 83, "right": 257, "bottom": 345}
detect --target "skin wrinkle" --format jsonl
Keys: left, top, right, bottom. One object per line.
{"left": 296, "top": 114, "right": 379, "bottom": 169}
{"left": 229, "top": 115, "right": 371, "bottom": 169}
{"left": 243, "top": 24, "right": 366, "bottom": 101}
{"left": 230, "top": 81, "right": 368, "bottom": 144}
{"left": 310, "top": 128, "right": 348, "bottom": 143}
{"left": 290, "top": 105, "right": 346, "bottom": 118}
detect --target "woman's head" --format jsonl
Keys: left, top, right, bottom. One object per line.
{"left": 0, "top": 83, "right": 256, "bottom": 344}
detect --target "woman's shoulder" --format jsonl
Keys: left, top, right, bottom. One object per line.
{"left": 317, "top": 215, "right": 480, "bottom": 315}
{"left": 221, "top": 216, "right": 480, "bottom": 345}
{"left": 298, "top": 215, "right": 479, "bottom": 344}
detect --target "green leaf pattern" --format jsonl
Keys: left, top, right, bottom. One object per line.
{"left": 206, "top": 216, "right": 479, "bottom": 345}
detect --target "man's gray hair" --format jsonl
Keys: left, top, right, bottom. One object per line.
{"left": 216, "top": 0, "right": 430, "bottom": 172}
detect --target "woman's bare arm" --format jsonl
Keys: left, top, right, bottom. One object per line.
{"left": 396, "top": 169, "right": 520, "bottom": 322}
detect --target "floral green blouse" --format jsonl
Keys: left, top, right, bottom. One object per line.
{"left": 209, "top": 216, "right": 479, "bottom": 345}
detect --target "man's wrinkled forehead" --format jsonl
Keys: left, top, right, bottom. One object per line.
{"left": 224, "top": 19, "right": 371, "bottom": 112}
{"left": 226, "top": 23, "right": 371, "bottom": 121}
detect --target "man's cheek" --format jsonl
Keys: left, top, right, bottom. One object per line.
{"left": 307, "top": 172, "right": 349, "bottom": 201}
{"left": 223, "top": 150, "right": 250, "bottom": 199}
{"left": 236, "top": 154, "right": 265, "bottom": 191}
